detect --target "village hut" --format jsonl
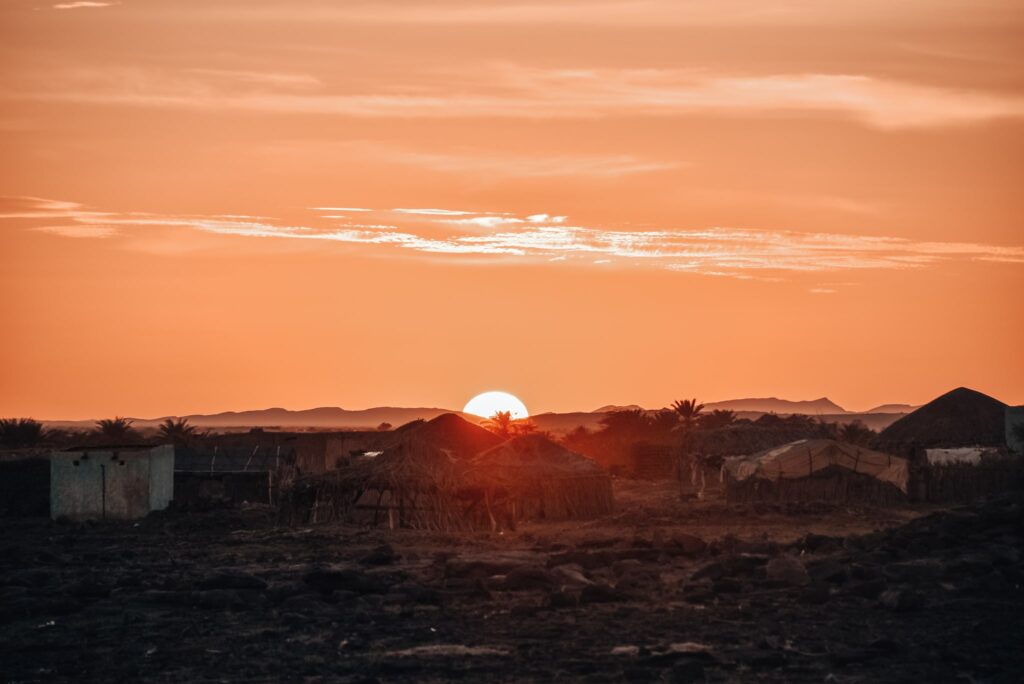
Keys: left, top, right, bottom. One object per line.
{"left": 278, "top": 417, "right": 614, "bottom": 531}
{"left": 174, "top": 445, "right": 292, "bottom": 507}
{"left": 279, "top": 414, "right": 499, "bottom": 529}
{"left": 878, "top": 387, "right": 1008, "bottom": 451}
{"left": 877, "top": 387, "right": 1022, "bottom": 501}
{"left": 467, "top": 435, "right": 613, "bottom": 526}
{"left": 722, "top": 439, "right": 909, "bottom": 505}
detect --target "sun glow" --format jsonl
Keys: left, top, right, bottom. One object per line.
{"left": 462, "top": 391, "right": 529, "bottom": 420}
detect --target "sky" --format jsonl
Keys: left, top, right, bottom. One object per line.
{"left": 1, "top": 0, "right": 1022, "bottom": 420}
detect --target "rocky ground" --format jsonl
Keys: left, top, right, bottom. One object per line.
{"left": 1, "top": 481, "right": 1021, "bottom": 683}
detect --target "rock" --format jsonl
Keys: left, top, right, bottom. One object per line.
{"left": 63, "top": 578, "right": 113, "bottom": 599}
{"left": 801, "top": 533, "right": 841, "bottom": 553}
{"left": 138, "top": 589, "right": 189, "bottom": 605}
{"left": 579, "top": 583, "right": 626, "bottom": 605}
{"left": 669, "top": 533, "right": 707, "bottom": 556}
{"left": 360, "top": 544, "right": 400, "bottom": 566}
{"left": 810, "top": 559, "right": 850, "bottom": 584}
{"left": 547, "top": 588, "right": 578, "bottom": 609}
{"left": 196, "top": 589, "right": 248, "bottom": 610}
{"left": 711, "top": 578, "right": 743, "bottom": 594}
{"left": 766, "top": 554, "right": 810, "bottom": 587}
{"left": 302, "top": 568, "right": 390, "bottom": 594}
{"left": 799, "top": 582, "right": 831, "bottom": 605}
{"left": 847, "top": 578, "right": 887, "bottom": 600}
{"left": 667, "top": 660, "right": 705, "bottom": 682}
{"left": 199, "top": 569, "right": 267, "bottom": 591}
{"left": 550, "top": 564, "right": 593, "bottom": 587}
{"left": 884, "top": 559, "right": 943, "bottom": 584}
{"left": 612, "top": 559, "right": 643, "bottom": 577}
{"left": 500, "top": 566, "right": 556, "bottom": 591}
{"left": 879, "top": 588, "right": 925, "bottom": 612}
{"left": 445, "top": 559, "right": 526, "bottom": 580}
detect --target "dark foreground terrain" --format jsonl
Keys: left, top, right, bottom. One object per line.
{"left": 2, "top": 483, "right": 1022, "bottom": 683}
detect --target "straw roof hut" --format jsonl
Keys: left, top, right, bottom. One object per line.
{"left": 722, "top": 439, "right": 909, "bottom": 505}
{"left": 879, "top": 387, "right": 1008, "bottom": 452}
{"left": 468, "top": 435, "right": 613, "bottom": 525}
{"left": 279, "top": 425, "right": 614, "bottom": 531}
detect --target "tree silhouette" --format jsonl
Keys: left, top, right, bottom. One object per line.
{"left": 839, "top": 420, "right": 876, "bottom": 446}
{"left": 94, "top": 417, "right": 136, "bottom": 442}
{"left": 483, "top": 410, "right": 514, "bottom": 439}
{"left": 377, "top": 422, "right": 393, "bottom": 432}
{"left": 647, "top": 409, "right": 680, "bottom": 435}
{"left": 598, "top": 409, "right": 651, "bottom": 438}
{"left": 512, "top": 419, "right": 538, "bottom": 436}
{"left": 670, "top": 399, "right": 706, "bottom": 430}
{"left": 698, "top": 409, "right": 736, "bottom": 431}
{"left": 157, "top": 418, "right": 201, "bottom": 446}
{"left": 0, "top": 418, "right": 46, "bottom": 448}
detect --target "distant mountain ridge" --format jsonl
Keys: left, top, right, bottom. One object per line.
{"left": 703, "top": 397, "right": 847, "bottom": 414}
{"left": 43, "top": 406, "right": 481, "bottom": 431}
{"left": 40, "top": 396, "right": 918, "bottom": 433}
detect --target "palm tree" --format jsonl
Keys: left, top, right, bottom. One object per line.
{"left": 698, "top": 409, "right": 737, "bottom": 431}
{"left": 484, "top": 410, "right": 514, "bottom": 439}
{"left": 0, "top": 418, "right": 46, "bottom": 448}
{"left": 95, "top": 417, "right": 136, "bottom": 442}
{"left": 648, "top": 409, "right": 680, "bottom": 435}
{"left": 670, "top": 399, "right": 706, "bottom": 431}
{"left": 839, "top": 420, "right": 876, "bottom": 446}
{"left": 511, "top": 419, "right": 538, "bottom": 436}
{"left": 598, "top": 409, "right": 651, "bottom": 438}
{"left": 157, "top": 418, "right": 201, "bottom": 446}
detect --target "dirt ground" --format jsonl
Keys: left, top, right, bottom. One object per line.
{"left": 2, "top": 480, "right": 1022, "bottom": 683}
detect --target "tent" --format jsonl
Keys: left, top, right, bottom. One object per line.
{"left": 723, "top": 439, "right": 908, "bottom": 504}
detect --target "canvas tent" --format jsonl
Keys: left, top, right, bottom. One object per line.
{"left": 723, "top": 439, "right": 908, "bottom": 504}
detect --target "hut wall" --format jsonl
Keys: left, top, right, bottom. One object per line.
{"left": 916, "top": 461, "right": 1024, "bottom": 503}
{"left": 631, "top": 444, "right": 676, "bottom": 479}
{"left": 725, "top": 466, "right": 906, "bottom": 506}
{"left": 173, "top": 472, "right": 271, "bottom": 506}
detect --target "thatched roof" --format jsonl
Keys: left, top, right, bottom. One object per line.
{"left": 471, "top": 434, "right": 605, "bottom": 478}
{"left": 879, "top": 387, "right": 1007, "bottom": 449}
{"left": 398, "top": 413, "right": 502, "bottom": 460}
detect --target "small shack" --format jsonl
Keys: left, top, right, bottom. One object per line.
{"left": 174, "top": 446, "right": 289, "bottom": 506}
{"left": 51, "top": 445, "right": 174, "bottom": 520}
{"left": 722, "top": 439, "right": 908, "bottom": 505}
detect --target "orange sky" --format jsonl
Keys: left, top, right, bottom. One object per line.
{"left": 1, "top": 0, "right": 1022, "bottom": 419}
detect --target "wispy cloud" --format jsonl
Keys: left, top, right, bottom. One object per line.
{"left": 52, "top": 1, "right": 115, "bottom": 9}
{"left": 7, "top": 197, "right": 1023, "bottom": 279}
{"left": 9, "top": 65, "right": 1024, "bottom": 129}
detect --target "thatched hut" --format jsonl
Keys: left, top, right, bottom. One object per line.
{"left": 876, "top": 388, "right": 1024, "bottom": 501}
{"left": 468, "top": 435, "right": 613, "bottom": 526}
{"left": 878, "top": 387, "right": 1008, "bottom": 452}
{"left": 722, "top": 439, "right": 909, "bottom": 505}
{"left": 278, "top": 418, "right": 613, "bottom": 531}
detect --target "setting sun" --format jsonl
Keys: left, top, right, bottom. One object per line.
{"left": 462, "top": 391, "right": 529, "bottom": 420}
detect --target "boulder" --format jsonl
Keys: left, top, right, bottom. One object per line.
{"left": 500, "top": 566, "right": 557, "bottom": 591}
{"left": 199, "top": 569, "right": 267, "bottom": 591}
{"left": 579, "top": 583, "right": 626, "bottom": 605}
{"left": 765, "top": 555, "right": 810, "bottom": 587}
